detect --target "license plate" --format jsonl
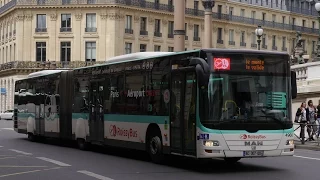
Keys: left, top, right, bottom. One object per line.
{"left": 243, "top": 150, "right": 264, "bottom": 157}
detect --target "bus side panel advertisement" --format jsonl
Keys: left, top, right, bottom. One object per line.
{"left": 104, "top": 121, "right": 170, "bottom": 146}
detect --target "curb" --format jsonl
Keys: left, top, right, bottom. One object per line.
{"left": 294, "top": 144, "right": 320, "bottom": 151}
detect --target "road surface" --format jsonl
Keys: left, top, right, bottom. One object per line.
{"left": 0, "top": 120, "right": 318, "bottom": 180}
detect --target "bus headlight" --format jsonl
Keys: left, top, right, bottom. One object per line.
{"left": 203, "top": 140, "right": 219, "bottom": 147}
{"left": 286, "top": 140, "right": 294, "bottom": 145}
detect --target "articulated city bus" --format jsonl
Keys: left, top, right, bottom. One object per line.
{"left": 14, "top": 49, "right": 297, "bottom": 163}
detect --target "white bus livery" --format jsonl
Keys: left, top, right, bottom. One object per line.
{"left": 14, "top": 49, "right": 297, "bottom": 163}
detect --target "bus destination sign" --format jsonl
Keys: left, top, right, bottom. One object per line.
{"left": 245, "top": 59, "right": 265, "bottom": 71}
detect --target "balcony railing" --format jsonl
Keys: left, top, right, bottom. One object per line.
{"left": 230, "top": 0, "right": 318, "bottom": 17}
{"left": 0, "top": 61, "right": 101, "bottom": 72}
{"left": 0, "top": 0, "right": 317, "bottom": 35}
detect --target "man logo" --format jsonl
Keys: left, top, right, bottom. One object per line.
{"left": 244, "top": 141, "right": 263, "bottom": 146}
{"left": 240, "top": 134, "right": 247, "bottom": 139}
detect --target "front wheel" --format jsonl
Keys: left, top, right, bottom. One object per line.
{"left": 147, "top": 132, "right": 164, "bottom": 164}
{"left": 224, "top": 157, "right": 241, "bottom": 163}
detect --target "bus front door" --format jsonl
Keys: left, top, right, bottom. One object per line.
{"left": 89, "top": 81, "right": 105, "bottom": 143}
{"left": 170, "top": 71, "right": 197, "bottom": 156}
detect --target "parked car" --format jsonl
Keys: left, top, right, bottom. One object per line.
{"left": 0, "top": 110, "right": 13, "bottom": 120}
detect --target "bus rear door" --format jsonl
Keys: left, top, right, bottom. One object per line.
{"left": 170, "top": 69, "right": 197, "bottom": 156}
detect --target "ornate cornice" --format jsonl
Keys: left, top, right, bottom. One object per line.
{"left": 15, "top": 14, "right": 24, "bottom": 21}
{"left": 107, "top": 13, "right": 124, "bottom": 20}
{"left": 24, "top": 14, "right": 33, "bottom": 21}
{"left": 100, "top": 13, "right": 108, "bottom": 20}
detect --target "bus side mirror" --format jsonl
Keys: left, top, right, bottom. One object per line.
{"left": 189, "top": 57, "right": 210, "bottom": 88}
{"left": 291, "top": 71, "right": 297, "bottom": 99}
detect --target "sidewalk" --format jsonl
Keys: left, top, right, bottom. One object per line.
{"left": 294, "top": 140, "right": 320, "bottom": 151}
{"left": 294, "top": 123, "right": 320, "bottom": 151}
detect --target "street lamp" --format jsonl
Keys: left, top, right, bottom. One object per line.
{"left": 255, "top": 25, "right": 263, "bottom": 50}
{"left": 314, "top": 2, "right": 320, "bottom": 60}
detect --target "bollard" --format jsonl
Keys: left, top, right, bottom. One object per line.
{"left": 301, "top": 123, "right": 305, "bottom": 144}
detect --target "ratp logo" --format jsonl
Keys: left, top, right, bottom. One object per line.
{"left": 240, "top": 134, "right": 247, "bottom": 139}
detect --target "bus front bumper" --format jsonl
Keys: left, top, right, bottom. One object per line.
{"left": 197, "top": 148, "right": 294, "bottom": 158}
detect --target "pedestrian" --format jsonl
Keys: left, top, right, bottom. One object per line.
{"left": 317, "top": 104, "right": 320, "bottom": 137}
{"left": 296, "top": 102, "right": 307, "bottom": 140}
{"left": 306, "top": 100, "right": 317, "bottom": 141}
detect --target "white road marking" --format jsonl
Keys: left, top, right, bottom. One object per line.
{"left": 36, "top": 157, "right": 71, "bottom": 167}
{"left": 77, "top": 170, "right": 114, "bottom": 180}
{"left": 293, "top": 155, "right": 320, "bottom": 161}
{"left": 0, "top": 146, "right": 3, "bottom": 147}
{"left": 9, "top": 149, "right": 32, "bottom": 155}
{"left": 0, "top": 167, "right": 61, "bottom": 178}
{"left": 1, "top": 128, "right": 13, "bottom": 130}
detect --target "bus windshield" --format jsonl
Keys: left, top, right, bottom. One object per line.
{"left": 199, "top": 53, "right": 292, "bottom": 130}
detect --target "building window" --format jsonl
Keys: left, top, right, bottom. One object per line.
{"left": 126, "top": 15, "right": 132, "bottom": 29}
{"left": 251, "top": 11, "right": 256, "bottom": 19}
{"left": 262, "top": 34, "right": 266, "bottom": 46}
{"left": 240, "top": 31, "right": 245, "bottom": 43}
{"left": 217, "top": 28, "right": 222, "bottom": 40}
{"left": 282, "top": 37, "right": 287, "bottom": 51}
{"left": 194, "top": 24, "right": 200, "bottom": 41}
{"left": 60, "top": 14, "right": 71, "bottom": 32}
{"left": 85, "top": 42, "right": 96, "bottom": 62}
{"left": 86, "top": 13, "right": 96, "bottom": 32}
{"left": 272, "top": 35, "right": 276, "bottom": 48}
{"left": 36, "top": 42, "right": 46, "bottom": 62}
{"left": 194, "top": 1, "right": 198, "bottom": 9}
{"left": 125, "top": 15, "right": 133, "bottom": 34}
{"left": 168, "top": 47, "right": 174, "bottom": 52}
{"left": 140, "top": 44, "right": 146, "bottom": 52}
{"left": 36, "top": 14, "right": 46, "bottom": 32}
{"left": 155, "top": 19, "right": 161, "bottom": 33}
{"left": 251, "top": 32, "right": 256, "bottom": 44}
{"left": 140, "top": 17, "right": 147, "bottom": 31}
{"left": 229, "top": 7, "right": 233, "bottom": 15}
{"left": 60, "top": 42, "right": 71, "bottom": 62}
{"left": 312, "top": 41, "right": 316, "bottom": 53}
{"left": 154, "top": 19, "right": 161, "bottom": 37}
{"left": 154, "top": 45, "right": 161, "bottom": 51}
{"left": 240, "top": 9, "right": 245, "bottom": 17}
{"left": 125, "top": 43, "right": 132, "bottom": 54}
{"left": 168, "top": 21, "right": 174, "bottom": 38}
{"left": 229, "top": 29, "right": 234, "bottom": 42}
{"left": 313, "top": 21, "right": 315, "bottom": 29}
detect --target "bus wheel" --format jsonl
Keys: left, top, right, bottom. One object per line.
{"left": 28, "top": 133, "right": 36, "bottom": 142}
{"left": 77, "top": 138, "right": 89, "bottom": 151}
{"left": 147, "top": 132, "right": 164, "bottom": 164}
{"left": 224, "top": 157, "right": 241, "bottom": 163}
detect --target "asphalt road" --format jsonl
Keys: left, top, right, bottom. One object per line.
{"left": 0, "top": 120, "right": 318, "bottom": 180}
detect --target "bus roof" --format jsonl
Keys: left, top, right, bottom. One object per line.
{"left": 27, "top": 70, "right": 68, "bottom": 79}
{"left": 74, "top": 48, "right": 289, "bottom": 71}
{"left": 201, "top": 48, "right": 289, "bottom": 56}
{"left": 74, "top": 49, "right": 201, "bottom": 70}
{"left": 105, "top": 52, "right": 175, "bottom": 64}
